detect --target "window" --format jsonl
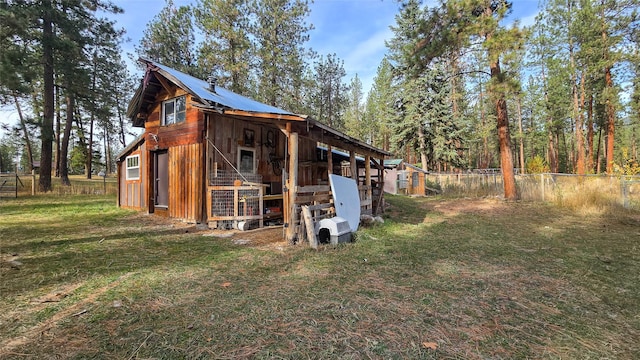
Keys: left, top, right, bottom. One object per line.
{"left": 237, "top": 147, "right": 256, "bottom": 174}
{"left": 126, "top": 155, "right": 140, "bottom": 180}
{"left": 162, "top": 95, "right": 186, "bottom": 125}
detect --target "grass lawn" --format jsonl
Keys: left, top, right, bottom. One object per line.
{"left": 1, "top": 194, "right": 639, "bottom": 359}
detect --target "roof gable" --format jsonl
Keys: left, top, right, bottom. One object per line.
{"left": 128, "top": 59, "right": 300, "bottom": 125}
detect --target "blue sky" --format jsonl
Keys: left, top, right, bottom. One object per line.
{"left": 0, "top": 0, "right": 541, "bottom": 137}
{"left": 113, "top": 0, "right": 541, "bottom": 95}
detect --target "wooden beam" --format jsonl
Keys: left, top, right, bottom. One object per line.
{"left": 223, "top": 109, "right": 306, "bottom": 122}
{"left": 365, "top": 155, "right": 372, "bottom": 204}
{"left": 155, "top": 75, "right": 174, "bottom": 96}
{"left": 303, "top": 127, "right": 387, "bottom": 159}
{"left": 285, "top": 124, "right": 299, "bottom": 243}
{"left": 350, "top": 151, "right": 357, "bottom": 182}
{"left": 301, "top": 205, "right": 317, "bottom": 249}
{"left": 327, "top": 145, "right": 333, "bottom": 177}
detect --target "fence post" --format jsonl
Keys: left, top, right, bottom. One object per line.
{"left": 540, "top": 173, "right": 545, "bottom": 202}
{"left": 31, "top": 170, "right": 36, "bottom": 195}
{"left": 621, "top": 178, "right": 629, "bottom": 209}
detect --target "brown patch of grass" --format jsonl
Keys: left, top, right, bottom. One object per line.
{"left": 1, "top": 194, "right": 639, "bottom": 358}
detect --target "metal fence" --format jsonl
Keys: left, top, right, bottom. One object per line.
{"left": 425, "top": 172, "right": 640, "bottom": 210}
{"left": 6, "top": 174, "right": 118, "bottom": 196}
{"left": 0, "top": 173, "right": 21, "bottom": 198}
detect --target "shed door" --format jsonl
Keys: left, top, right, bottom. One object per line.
{"left": 155, "top": 151, "right": 169, "bottom": 208}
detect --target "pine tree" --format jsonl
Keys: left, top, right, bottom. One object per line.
{"left": 434, "top": 0, "right": 524, "bottom": 199}
{"left": 364, "top": 57, "right": 397, "bottom": 151}
{"left": 343, "top": 75, "right": 366, "bottom": 141}
{"left": 309, "top": 54, "right": 349, "bottom": 130}
{"left": 137, "top": 0, "right": 197, "bottom": 75}
{"left": 195, "top": 0, "right": 253, "bottom": 93}
{"left": 251, "top": 0, "right": 314, "bottom": 111}
{"left": 1, "top": 0, "right": 123, "bottom": 191}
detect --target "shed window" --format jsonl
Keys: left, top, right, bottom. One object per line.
{"left": 162, "top": 95, "right": 186, "bottom": 125}
{"left": 238, "top": 147, "right": 256, "bottom": 174}
{"left": 126, "top": 155, "right": 140, "bottom": 180}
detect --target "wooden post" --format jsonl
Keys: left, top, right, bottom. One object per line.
{"left": 327, "top": 145, "right": 333, "bottom": 177}
{"left": 350, "top": 151, "right": 357, "bottom": 182}
{"left": 301, "top": 205, "right": 317, "bottom": 249}
{"left": 31, "top": 169, "right": 36, "bottom": 196}
{"left": 365, "top": 155, "right": 372, "bottom": 206}
{"left": 286, "top": 126, "right": 298, "bottom": 243}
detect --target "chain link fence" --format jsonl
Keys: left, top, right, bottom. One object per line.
{"left": 425, "top": 172, "right": 640, "bottom": 210}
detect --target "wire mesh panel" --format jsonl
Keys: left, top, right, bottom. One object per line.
{"left": 207, "top": 170, "right": 263, "bottom": 228}
{"left": 209, "top": 170, "right": 262, "bottom": 186}
{"left": 210, "top": 190, "right": 234, "bottom": 217}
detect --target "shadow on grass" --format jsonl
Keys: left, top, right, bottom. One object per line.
{"left": 382, "top": 194, "right": 431, "bottom": 224}
{"left": 0, "top": 196, "right": 238, "bottom": 299}
{"left": 2, "top": 194, "right": 639, "bottom": 359}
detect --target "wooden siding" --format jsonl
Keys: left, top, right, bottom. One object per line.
{"left": 168, "top": 143, "right": 203, "bottom": 222}
{"left": 119, "top": 143, "right": 146, "bottom": 210}
{"left": 208, "top": 114, "right": 285, "bottom": 185}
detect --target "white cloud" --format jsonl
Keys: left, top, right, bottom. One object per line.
{"left": 344, "top": 28, "right": 393, "bottom": 73}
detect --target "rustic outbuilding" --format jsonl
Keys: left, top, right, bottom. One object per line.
{"left": 384, "top": 159, "right": 430, "bottom": 196}
{"left": 116, "top": 59, "right": 391, "bottom": 243}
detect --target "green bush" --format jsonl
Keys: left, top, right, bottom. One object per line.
{"left": 526, "top": 155, "right": 549, "bottom": 174}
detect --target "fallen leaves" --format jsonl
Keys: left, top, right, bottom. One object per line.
{"left": 422, "top": 342, "right": 438, "bottom": 350}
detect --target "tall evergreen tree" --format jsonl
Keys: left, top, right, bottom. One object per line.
{"left": 251, "top": 0, "right": 313, "bottom": 112}
{"left": 437, "top": 0, "right": 524, "bottom": 199}
{"left": 195, "top": 0, "right": 253, "bottom": 93}
{"left": 1, "top": 0, "right": 122, "bottom": 191}
{"left": 344, "top": 74, "right": 366, "bottom": 141}
{"left": 364, "top": 57, "right": 397, "bottom": 151}
{"left": 137, "top": 0, "right": 197, "bottom": 75}
{"left": 309, "top": 54, "right": 349, "bottom": 130}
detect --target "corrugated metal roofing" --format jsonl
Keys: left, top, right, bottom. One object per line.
{"left": 149, "top": 60, "right": 297, "bottom": 116}
{"left": 384, "top": 159, "right": 404, "bottom": 167}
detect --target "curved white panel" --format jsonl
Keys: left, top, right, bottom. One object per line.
{"left": 329, "top": 174, "right": 360, "bottom": 232}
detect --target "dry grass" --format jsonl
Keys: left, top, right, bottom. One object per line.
{"left": 1, "top": 194, "right": 639, "bottom": 359}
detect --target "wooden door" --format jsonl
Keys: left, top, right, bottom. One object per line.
{"left": 155, "top": 151, "right": 169, "bottom": 208}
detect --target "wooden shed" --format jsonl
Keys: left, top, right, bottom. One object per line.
{"left": 117, "top": 59, "right": 391, "bottom": 244}
{"left": 383, "top": 159, "right": 429, "bottom": 196}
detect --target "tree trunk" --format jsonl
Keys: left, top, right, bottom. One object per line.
{"left": 516, "top": 96, "right": 525, "bottom": 174}
{"left": 490, "top": 59, "right": 517, "bottom": 200}
{"left": 574, "top": 74, "right": 586, "bottom": 175}
{"left": 418, "top": 125, "right": 428, "bottom": 171}
{"left": 60, "top": 89, "right": 74, "bottom": 186}
{"left": 479, "top": 81, "right": 489, "bottom": 169}
{"left": 86, "top": 55, "right": 98, "bottom": 179}
{"left": 596, "top": 127, "right": 603, "bottom": 173}
{"left": 86, "top": 113, "right": 94, "bottom": 179}
{"left": 54, "top": 84, "right": 61, "bottom": 177}
{"left": 586, "top": 91, "right": 594, "bottom": 172}
{"left": 13, "top": 93, "right": 34, "bottom": 173}
{"left": 542, "top": 68, "right": 558, "bottom": 173}
{"left": 39, "top": 2, "right": 54, "bottom": 192}
{"left": 604, "top": 66, "right": 615, "bottom": 174}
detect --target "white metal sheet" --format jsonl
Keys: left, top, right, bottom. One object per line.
{"left": 329, "top": 174, "right": 360, "bottom": 232}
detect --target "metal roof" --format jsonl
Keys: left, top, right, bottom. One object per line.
{"left": 127, "top": 59, "right": 392, "bottom": 158}
{"left": 384, "top": 159, "right": 404, "bottom": 167}
{"left": 146, "top": 59, "right": 298, "bottom": 116}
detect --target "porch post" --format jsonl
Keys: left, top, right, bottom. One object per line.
{"left": 365, "top": 155, "right": 372, "bottom": 201}
{"left": 378, "top": 156, "right": 385, "bottom": 214}
{"left": 286, "top": 126, "right": 299, "bottom": 243}
{"left": 350, "top": 151, "right": 357, "bottom": 182}
{"left": 327, "top": 145, "right": 333, "bottom": 177}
